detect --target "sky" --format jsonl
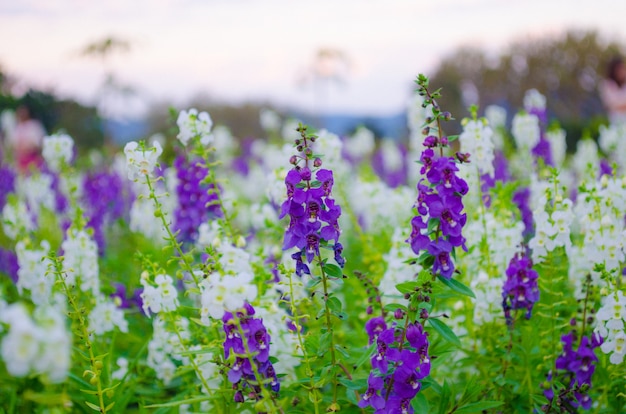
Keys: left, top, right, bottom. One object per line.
{"left": 1, "top": 0, "right": 626, "bottom": 119}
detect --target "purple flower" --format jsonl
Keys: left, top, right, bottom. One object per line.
{"left": 361, "top": 318, "right": 430, "bottom": 411}
{"left": 502, "top": 253, "right": 540, "bottom": 323}
{"left": 358, "top": 374, "right": 386, "bottom": 410}
{"left": 365, "top": 317, "right": 387, "bottom": 344}
{"left": 407, "top": 131, "right": 469, "bottom": 279}
{"left": 512, "top": 187, "right": 533, "bottom": 239}
{"left": 282, "top": 132, "right": 344, "bottom": 271}
{"left": 82, "top": 169, "right": 130, "bottom": 253}
{"left": 222, "top": 303, "right": 280, "bottom": 403}
{"left": 0, "top": 165, "right": 16, "bottom": 210}
{"left": 428, "top": 239, "right": 454, "bottom": 279}
{"left": 173, "top": 155, "right": 221, "bottom": 243}
{"left": 0, "top": 247, "right": 18, "bottom": 283}
{"left": 545, "top": 331, "right": 602, "bottom": 410}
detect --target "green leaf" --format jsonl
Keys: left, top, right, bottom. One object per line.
{"left": 85, "top": 401, "right": 101, "bottom": 412}
{"left": 327, "top": 296, "right": 342, "bottom": 313}
{"left": 383, "top": 303, "right": 407, "bottom": 312}
{"left": 454, "top": 401, "right": 504, "bottom": 413}
{"left": 412, "top": 392, "right": 430, "bottom": 413}
{"left": 323, "top": 263, "right": 343, "bottom": 278}
{"left": 396, "top": 281, "right": 419, "bottom": 294}
{"left": 437, "top": 276, "right": 475, "bottom": 298}
{"left": 144, "top": 395, "right": 212, "bottom": 408}
{"left": 428, "top": 318, "right": 461, "bottom": 347}
{"left": 427, "top": 217, "right": 440, "bottom": 235}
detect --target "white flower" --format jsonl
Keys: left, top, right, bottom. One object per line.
{"left": 546, "top": 128, "right": 567, "bottom": 168}
{"left": 111, "top": 357, "right": 128, "bottom": 380}
{"left": 523, "top": 88, "right": 546, "bottom": 112}
{"left": 511, "top": 113, "right": 540, "bottom": 150}
{"left": 260, "top": 108, "right": 281, "bottom": 131}
{"left": 459, "top": 119, "right": 495, "bottom": 177}
{"left": 0, "top": 303, "right": 70, "bottom": 383}
{"left": 177, "top": 108, "right": 213, "bottom": 146}
{"left": 123, "top": 141, "right": 163, "bottom": 182}
{"left": 15, "top": 240, "right": 54, "bottom": 306}
{"left": 42, "top": 133, "right": 74, "bottom": 172}
{"left": 90, "top": 296, "right": 129, "bottom": 335}
{"left": 2, "top": 199, "right": 35, "bottom": 239}
{"left": 141, "top": 274, "right": 179, "bottom": 316}
{"left": 344, "top": 127, "right": 375, "bottom": 159}
{"left": 200, "top": 272, "right": 257, "bottom": 320}
{"left": 62, "top": 229, "right": 100, "bottom": 295}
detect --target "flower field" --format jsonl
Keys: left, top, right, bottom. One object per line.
{"left": 1, "top": 75, "right": 625, "bottom": 413}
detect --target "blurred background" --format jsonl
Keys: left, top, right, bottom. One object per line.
{"left": 1, "top": 0, "right": 626, "bottom": 154}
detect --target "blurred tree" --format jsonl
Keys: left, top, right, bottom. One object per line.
{"left": 427, "top": 30, "right": 625, "bottom": 147}
{"left": 0, "top": 65, "right": 104, "bottom": 153}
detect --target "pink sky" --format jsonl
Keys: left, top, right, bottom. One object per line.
{"left": 1, "top": 0, "right": 626, "bottom": 118}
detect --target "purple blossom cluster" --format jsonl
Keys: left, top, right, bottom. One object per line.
{"left": 544, "top": 332, "right": 602, "bottom": 410}
{"left": 512, "top": 187, "right": 533, "bottom": 239}
{"left": 360, "top": 317, "right": 431, "bottom": 412}
{"left": 173, "top": 155, "right": 221, "bottom": 243}
{"left": 502, "top": 253, "right": 540, "bottom": 324}
{"left": 0, "top": 247, "right": 18, "bottom": 283}
{"left": 223, "top": 303, "right": 279, "bottom": 403}
{"left": 0, "top": 165, "right": 16, "bottom": 210}
{"left": 526, "top": 103, "right": 554, "bottom": 166}
{"left": 280, "top": 129, "right": 344, "bottom": 275}
{"left": 81, "top": 170, "right": 128, "bottom": 253}
{"left": 407, "top": 136, "right": 469, "bottom": 279}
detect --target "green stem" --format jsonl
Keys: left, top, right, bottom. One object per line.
{"left": 52, "top": 256, "right": 107, "bottom": 413}
{"left": 286, "top": 272, "right": 320, "bottom": 414}
{"left": 231, "top": 316, "right": 283, "bottom": 414}
{"left": 316, "top": 254, "right": 340, "bottom": 406}
{"left": 144, "top": 175, "right": 201, "bottom": 287}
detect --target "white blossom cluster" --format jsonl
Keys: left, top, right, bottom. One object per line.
{"left": 546, "top": 128, "right": 567, "bottom": 168}
{"left": 459, "top": 119, "right": 495, "bottom": 178}
{"left": 511, "top": 113, "right": 540, "bottom": 151}
{"left": 523, "top": 88, "right": 547, "bottom": 112}
{"left": 255, "top": 292, "right": 301, "bottom": 379}
{"left": 598, "top": 123, "right": 626, "bottom": 170}
{"left": 15, "top": 240, "right": 54, "bottom": 306}
{"left": 463, "top": 211, "right": 524, "bottom": 275}
{"left": 199, "top": 243, "right": 258, "bottom": 321}
{"left": 569, "top": 176, "right": 626, "bottom": 289}
{"left": 42, "top": 133, "right": 74, "bottom": 172}
{"left": 147, "top": 315, "right": 190, "bottom": 384}
{"left": 595, "top": 290, "right": 626, "bottom": 364}
{"left": 260, "top": 108, "right": 281, "bottom": 132}
{"left": 2, "top": 198, "right": 35, "bottom": 239}
{"left": 16, "top": 173, "right": 56, "bottom": 217}
{"left": 528, "top": 198, "right": 574, "bottom": 263}
{"left": 312, "top": 129, "right": 346, "bottom": 176}
{"left": 177, "top": 108, "right": 213, "bottom": 146}
{"left": 470, "top": 270, "right": 503, "bottom": 325}
{"left": 0, "top": 303, "right": 71, "bottom": 383}
{"left": 89, "top": 295, "right": 129, "bottom": 335}
{"left": 61, "top": 228, "right": 100, "bottom": 295}
{"left": 344, "top": 126, "right": 375, "bottom": 160}
{"left": 484, "top": 105, "right": 507, "bottom": 151}
{"left": 140, "top": 273, "right": 180, "bottom": 317}
{"left": 572, "top": 139, "right": 599, "bottom": 181}
{"left": 347, "top": 178, "right": 413, "bottom": 234}
{"left": 123, "top": 141, "right": 163, "bottom": 182}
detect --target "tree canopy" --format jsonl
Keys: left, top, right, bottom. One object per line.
{"left": 427, "top": 30, "right": 625, "bottom": 143}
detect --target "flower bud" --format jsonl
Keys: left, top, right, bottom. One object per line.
{"left": 313, "top": 157, "right": 322, "bottom": 168}
{"left": 289, "top": 155, "right": 298, "bottom": 165}
{"left": 394, "top": 309, "right": 404, "bottom": 319}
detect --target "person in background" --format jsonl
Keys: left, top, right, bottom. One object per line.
{"left": 599, "top": 56, "right": 626, "bottom": 125}
{"left": 9, "top": 104, "right": 46, "bottom": 173}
